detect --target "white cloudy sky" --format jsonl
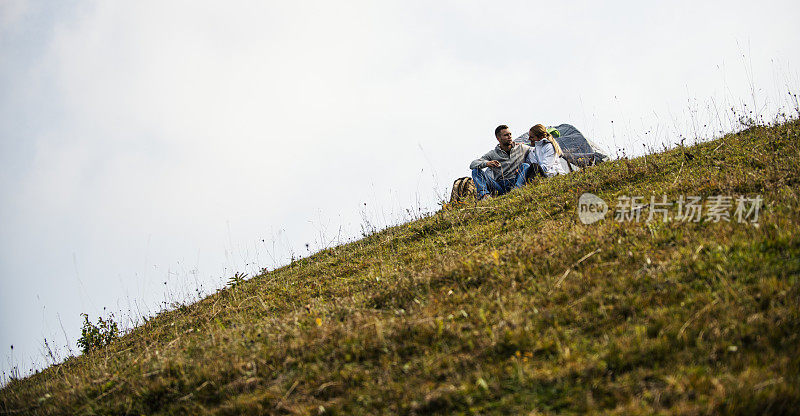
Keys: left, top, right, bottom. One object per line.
{"left": 1, "top": 0, "right": 799, "bottom": 378}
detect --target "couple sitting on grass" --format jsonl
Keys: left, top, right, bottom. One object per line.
{"left": 470, "top": 124, "right": 566, "bottom": 200}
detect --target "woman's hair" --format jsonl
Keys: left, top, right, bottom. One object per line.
{"left": 530, "top": 124, "right": 563, "bottom": 156}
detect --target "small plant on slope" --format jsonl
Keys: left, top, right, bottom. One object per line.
{"left": 76, "top": 313, "right": 119, "bottom": 353}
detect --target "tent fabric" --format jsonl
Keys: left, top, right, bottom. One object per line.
{"left": 515, "top": 123, "right": 609, "bottom": 168}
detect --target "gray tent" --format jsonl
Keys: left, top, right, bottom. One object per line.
{"left": 515, "top": 123, "right": 609, "bottom": 169}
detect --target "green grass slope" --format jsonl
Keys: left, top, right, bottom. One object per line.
{"left": 2, "top": 120, "right": 800, "bottom": 415}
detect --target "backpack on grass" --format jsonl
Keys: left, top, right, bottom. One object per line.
{"left": 449, "top": 177, "right": 477, "bottom": 204}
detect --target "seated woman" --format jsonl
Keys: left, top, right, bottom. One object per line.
{"left": 525, "top": 124, "right": 567, "bottom": 177}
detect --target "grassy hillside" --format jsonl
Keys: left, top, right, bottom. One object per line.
{"left": 2, "top": 120, "right": 800, "bottom": 415}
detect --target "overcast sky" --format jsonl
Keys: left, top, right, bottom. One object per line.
{"left": 1, "top": 0, "right": 799, "bottom": 379}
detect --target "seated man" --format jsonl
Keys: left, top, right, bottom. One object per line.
{"left": 469, "top": 125, "right": 532, "bottom": 200}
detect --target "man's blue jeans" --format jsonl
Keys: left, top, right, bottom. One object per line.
{"left": 472, "top": 163, "right": 530, "bottom": 198}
